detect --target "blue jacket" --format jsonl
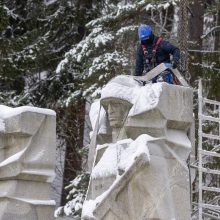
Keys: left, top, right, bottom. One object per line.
{"left": 134, "top": 36, "right": 180, "bottom": 76}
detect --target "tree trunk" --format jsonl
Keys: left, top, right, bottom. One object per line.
{"left": 189, "top": 0, "right": 205, "bottom": 49}
{"left": 60, "top": 99, "right": 86, "bottom": 205}
{"left": 214, "top": 2, "right": 220, "bottom": 51}
{"left": 178, "top": 0, "right": 189, "bottom": 77}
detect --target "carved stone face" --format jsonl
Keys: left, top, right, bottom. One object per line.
{"left": 101, "top": 98, "right": 132, "bottom": 128}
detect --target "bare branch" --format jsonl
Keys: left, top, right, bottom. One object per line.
{"left": 150, "top": 9, "right": 170, "bottom": 34}
{"left": 201, "top": 26, "right": 220, "bottom": 39}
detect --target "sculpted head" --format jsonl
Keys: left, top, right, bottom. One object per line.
{"left": 100, "top": 75, "right": 139, "bottom": 129}
{"left": 101, "top": 98, "right": 132, "bottom": 128}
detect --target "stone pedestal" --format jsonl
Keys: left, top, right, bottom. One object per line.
{"left": 0, "top": 105, "right": 56, "bottom": 220}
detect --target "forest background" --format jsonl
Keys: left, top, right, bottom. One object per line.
{"left": 0, "top": 0, "right": 219, "bottom": 218}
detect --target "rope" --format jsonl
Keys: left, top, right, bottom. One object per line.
{"left": 178, "top": 0, "right": 191, "bottom": 82}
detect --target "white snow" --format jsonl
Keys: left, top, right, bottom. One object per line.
{"left": 16, "top": 197, "right": 55, "bottom": 205}
{"left": 54, "top": 207, "right": 63, "bottom": 217}
{"left": 39, "top": 71, "right": 48, "bottom": 80}
{"left": 56, "top": 27, "right": 112, "bottom": 74}
{"left": 128, "top": 83, "right": 163, "bottom": 116}
{"left": 93, "top": 33, "right": 114, "bottom": 48}
{"left": 53, "top": 0, "right": 181, "bottom": 107}
{"left": 118, "top": 135, "right": 151, "bottom": 171}
{"left": 89, "top": 100, "right": 108, "bottom": 135}
{"left": 43, "top": 0, "right": 57, "bottom": 6}
{"left": 101, "top": 75, "right": 140, "bottom": 104}
{"left": 0, "top": 105, "right": 56, "bottom": 119}
{"left": 100, "top": 76, "right": 163, "bottom": 114}
{"left": 163, "top": 3, "right": 170, "bottom": 9}
{"left": 101, "top": 81, "right": 133, "bottom": 101}
{"left": 88, "top": 51, "right": 128, "bottom": 78}
{"left": 91, "top": 78, "right": 163, "bottom": 141}
{"left": 91, "top": 135, "right": 151, "bottom": 179}
{"left": 55, "top": 173, "right": 89, "bottom": 217}
{"left": 56, "top": 57, "right": 68, "bottom": 74}
{"left": 29, "top": 49, "right": 34, "bottom": 54}
{"left": 68, "top": 175, "right": 82, "bottom": 188}
{"left": 3, "top": 6, "right": 18, "bottom": 20}
{"left": 82, "top": 184, "right": 116, "bottom": 219}
{"left": 91, "top": 142, "right": 119, "bottom": 178}
{"left": 145, "top": 1, "right": 177, "bottom": 11}
{"left": 83, "top": 134, "right": 152, "bottom": 217}
{"left": 116, "top": 25, "right": 137, "bottom": 35}
{"left": 63, "top": 195, "right": 83, "bottom": 216}
{"left": 91, "top": 87, "right": 102, "bottom": 98}
{"left": 146, "top": 3, "right": 154, "bottom": 11}
{"left": 81, "top": 200, "right": 97, "bottom": 219}
{"left": 75, "top": 202, "right": 83, "bottom": 211}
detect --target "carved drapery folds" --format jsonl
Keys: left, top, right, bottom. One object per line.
{"left": 0, "top": 106, "right": 56, "bottom": 220}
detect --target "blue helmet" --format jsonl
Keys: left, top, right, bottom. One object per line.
{"left": 138, "top": 24, "right": 152, "bottom": 40}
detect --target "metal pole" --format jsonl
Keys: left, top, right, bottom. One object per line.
{"left": 198, "top": 79, "right": 203, "bottom": 220}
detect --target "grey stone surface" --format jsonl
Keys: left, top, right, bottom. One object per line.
{"left": 0, "top": 106, "right": 56, "bottom": 220}
{"left": 55, "top": 217, "right": 73, "bottom": 220}
{"left": 82, "top": 77, "right": 194, "bottom": 220}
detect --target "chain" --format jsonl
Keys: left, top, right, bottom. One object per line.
{"left": 178, "top": 0, "right": 191, "bottom": 82}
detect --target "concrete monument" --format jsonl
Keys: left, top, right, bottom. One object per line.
{"left": 0, "top": 105, "right": 56, "bottom": 220}
{"left": 87, "top": 76, "right": 139, "bottom": 171}
{"left": 86, "top": 76, "right": 137, "bottom": 200}
{"left": 82, "top": 76, "right": 194, "bottom": 220}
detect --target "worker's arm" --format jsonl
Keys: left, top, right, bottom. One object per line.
{"left": 161, "top": 41, "right": 180, "bottom": 67}
{"left": 134, "top": 44, "right": 144, "bottom": 76}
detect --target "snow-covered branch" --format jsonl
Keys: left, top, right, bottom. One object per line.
{"left": 201, "top": 26, "right": 220, "bottom": 39}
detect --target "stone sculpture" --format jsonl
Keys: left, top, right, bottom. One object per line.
{"left": 87, "top": 76, "right": 139, "bottom": 171}
{"left": 86, "top": 76, "right": 137, "bottom": 200}
{"left": 89, "top": 100, "right": 112, "bottom": 146}
{"left": 82, "top": 76, "right": 194, "bottom": 220}
{"left": 0, "top": 105, "right": 56, "bottom": 220}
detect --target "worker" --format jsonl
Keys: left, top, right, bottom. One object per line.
{"left": 135, "top": 24, "right": 180, "bottom": 84}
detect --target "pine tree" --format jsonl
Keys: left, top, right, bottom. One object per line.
{"left": 55, "top": 0, "right": 179, "bottom": 106}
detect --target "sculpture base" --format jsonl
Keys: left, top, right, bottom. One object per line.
{"left": 0, "top": 180, "right": 55, "bottom": 220}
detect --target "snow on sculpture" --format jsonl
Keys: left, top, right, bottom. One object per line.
{"left": 89, "top": 100, "right": 112, "bottom": 145}
{"left": 82, "top": 75, "right": 194, "bottom": 220}
{"left": 0, "top": 105, "right": 56, "bottom": 220}
{"left": 87, "top": 76, "right": 139, "bottom": 171}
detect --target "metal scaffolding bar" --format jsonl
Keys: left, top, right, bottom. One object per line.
{"left": 199, "top": 114, "right": 220, "bottom": 123}
{"left": 202, "top": 133, "right": 220, "bottom": 141}
{"left": 200, "top": 149, "right": 220, "bottom": 158}
{"left": 203, "top": 98, "right": 220, "bottom": 106}
{"left": 198, "top": 79, "right": 203, "bottom": 220}
{"left": 202, "top": 186, "right": 220, "bottom": 193}
{"left": 197, "top": 79, "right": 220, "bottom": 220}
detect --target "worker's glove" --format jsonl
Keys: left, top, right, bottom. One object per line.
{"left": 171, "top": 60, "right": 178, "bottom": 69}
